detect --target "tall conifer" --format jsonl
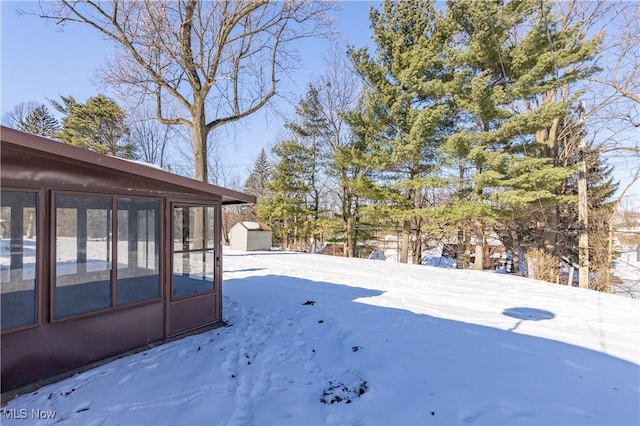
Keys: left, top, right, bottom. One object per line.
{"left": 20, "top": 105, "right": 59, "bottom": 137}
{"left": 444, "top": 0, "right": 601, "bottom": 272}
{"left": 349, "top": 0, "right": 454, "bottom": 263}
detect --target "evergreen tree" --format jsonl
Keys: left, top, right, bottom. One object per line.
{"left": 19, "top": 104, "right": 59, "bottom": 137}
{"left": 442, "top": 0, "right": 601, "bottom": 273}
{"left": 554, "top": 113, "right": 618, "bottom": 290}
{"left": 242, "top": 148, "right": 271, "bottom": 222}
{"left": 244, "top": 148, "right": 271, "bottom": 199}
{"left": 258, "top": 139, "right": 314, "bottom": 251}
{"left": 52, "top": 95, "right": 135, "bottom": 158}
{"left": 2, "top": 102, "right": 40, "bottom": 129}
{"left": 289, "top": 51, "right": 364, "bottom": 257}
{"left": 332, "top": 118, "right": 371, "bottom": 258}
{"left": 286, "top": 85, "right": 332, "bottom": 254}
{"left": 349, "top": 0, "right": 455, "bottom": 264}
{"left": 288, "top": 87, "right": 323, "bottom": 247}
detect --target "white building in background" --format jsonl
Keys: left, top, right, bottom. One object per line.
{"left": 229, "top": 221, "right": 273, "bottom": 251}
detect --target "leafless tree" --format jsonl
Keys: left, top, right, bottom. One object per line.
{"left": 37, "top": 0, "right": 338, "bottom": 183}
{"left": 313, "top": 45, "right": 362, "bottom": 257}
{"left": 127, "top": 113, "right": 176, "bottom": 168}
{"left": 571, "top": 1, "right": 640, "bottom": 149}
{"left": 1, "top": 101, "right": 42, "bottom": 129}
{"left": 590, "top": 5, "right": 640, "bottom": 107}
{"left": 573, "top": 2, "right": 640, "bottom": 292}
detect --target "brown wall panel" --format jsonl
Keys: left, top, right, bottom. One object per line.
{"left": 1, "top": 302, "right": 163, "bottom": 391}
{"left": 167, "top": 293, "right": 219, "bottom": 337}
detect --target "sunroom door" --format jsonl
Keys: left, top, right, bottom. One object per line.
{"left": 167, "top": 204, "right": 220, "bottom": 336}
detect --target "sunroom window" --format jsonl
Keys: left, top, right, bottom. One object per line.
{"left": 54, "top": 194, "right": 161, "bottom": 319}
{"left": 117, "top": 198, "right": 160, "bottom": 305}
{"left": 55, "top": 194, "right": 113, "bottom": 319}
{"left": 172, "top": 205, "right": 215, "bottom": 297}
{"left": 0, "top": 191, "right": 37, "bottom": 331}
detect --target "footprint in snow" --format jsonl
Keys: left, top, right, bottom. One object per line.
{"left": 116, "top": 374, "right": 133, "bottom": 386}
{"left": 74, "top": 402, "right": 91, "bottom": 413}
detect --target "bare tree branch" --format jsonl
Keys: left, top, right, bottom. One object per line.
{"left": 36, "top": 0, "right": 338, "bottom": 182}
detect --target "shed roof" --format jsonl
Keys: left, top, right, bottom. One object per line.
{"left": 0, "top": 126, "right": 256, "bottom": 205}
{"left": 237, "top": 221, "right": 272, "bottom": 231}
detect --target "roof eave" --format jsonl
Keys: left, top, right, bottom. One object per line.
{"left": 1, "top": 126, "right": 256, "bottom": 205}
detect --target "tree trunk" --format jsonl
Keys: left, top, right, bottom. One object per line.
{"left": 293, "top": 216, "right": 299, "bottom": 250}
{"left": 474, "top": 222, "right": 484, "bottom": 271}
{"left": 191, "top": 103, "right": 209, "bottom": 183}
{"left": 463, "top": 221, "right": 471, "bottom": 269}
{"left": 399, "top": 220, "right": 410, "bottom": 263}
{"left": 282, "top": 218, "right": 289, "bottom": 250}
{"left": 568, "top": 266, "right": 575, "bottom": 286}
{"left": 456, "top": 226, "right": 465, "bottom": 269}
{"left": 483, "top": 238, "right": 490, "bottom": 270}
{"left": 511, "top": 229, "right": 521, "bottom": 275}
{"left": 456, "top": 161, "right": 466, "bottom": 269}
{"left": 605, "top": 209, "right": 614, "bottom": 293}
{"left": 221, "top": 213, "right": 230, "bottom": 246}
{"left": 412, "top": 217, "right": 422, "bottom": 265}
{"left": 345, "top": 215, "right": 357, "bottom": 258}
{"left": 543, "top": 205, "right": 558, "bottom": 255}
{"left": 578, "top": 149, "right": 589, "bottom": 289}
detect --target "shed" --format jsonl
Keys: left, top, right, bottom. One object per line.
{"left": 0, "top": 127, "right": 255, "bottom": 392}
{"left": 229, "top": 221, "right": 272, "bottom": 251}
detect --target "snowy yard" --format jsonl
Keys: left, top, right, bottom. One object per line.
{"left": 2, "top": 250, "right": 639, "bottom": 425}
{"left": 612, "top": 249, "right": 640, "bottom": 298}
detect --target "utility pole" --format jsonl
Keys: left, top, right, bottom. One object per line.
{"left": 577, "top": 101, "right": 589, "bottom": 289}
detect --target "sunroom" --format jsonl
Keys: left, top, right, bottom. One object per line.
{"left": 0, "top": 127, "right": 255, "bottom": 392}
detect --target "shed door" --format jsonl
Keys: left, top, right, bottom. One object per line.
{"left": 167, "top": 204, "right": 220, "bottom": 336}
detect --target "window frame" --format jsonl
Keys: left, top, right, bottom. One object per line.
{"left": 0, "top": 188, "right": 42, "bottom": 333}
{"left": 51, "top": 191, "right": 163, "bottom": 323}
{"left": 115, "top": 197, "right": 162, "bottom": 306}
{"left": 170, "top": 203, "right": 217, "bottom": 301}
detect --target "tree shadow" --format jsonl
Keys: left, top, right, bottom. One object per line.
{"left": 502, "top": 307, "right": 555, "bottom": 331}
{"left": 223, "top": 251, "right": 306, "bottom": 257}
{"left": 223, "top": 267, "right": 267, "bottom": 273}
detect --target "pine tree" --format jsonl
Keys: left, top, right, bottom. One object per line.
{"left": 244, "top": 148, "right": 271, "bottom": 199}
{"left": 19, "top": 104, "right": 59, "bottom": 137}
{"left": 286, "top": 86, "right": 326, "bottom": 253}
{"left": 289, "top": 56, "right": 363, "bottom": 257}
{"left": 2, "top": 102, "right": 41, "bottom": 129}
{"left": 555, "top": 113, "right": 618, "bottom": 290}
{"left": 258, "top": 139, "right": 314, "bottom": 251}
{"left": 242, "top": 148, "right": 271, "bottom": 222}
{"left": 443, "top": 0, "right": 601, "bottom": 274}
{"left": 348, "top": 0, "right": 455, "bottom": 264}
{"left": 52, "top": 95, "right": 135, "bottom": 158}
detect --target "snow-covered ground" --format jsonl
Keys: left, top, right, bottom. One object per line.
{"left": 2, "top": 250, "right": 639, "bottom": 425}
{"left": 612, "top": 249, "right": 640, "bottom": 298}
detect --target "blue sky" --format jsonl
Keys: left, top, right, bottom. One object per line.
{"left": 0, "top": 1, "right": 379, "bottom": 181}
{"left": 1, "top": 1, "right": 638, "bottom": 204}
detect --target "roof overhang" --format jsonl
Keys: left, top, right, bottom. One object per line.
{"left": 0, "top": 126, "right": 256, "bottom": 205}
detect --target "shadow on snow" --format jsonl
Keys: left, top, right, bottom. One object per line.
{"left": 222, "top": 273, "right": 639, "bottom": 425}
